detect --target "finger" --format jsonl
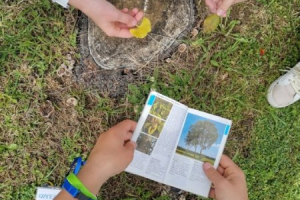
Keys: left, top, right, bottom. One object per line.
{"left": 120, "top": 8, "right": 139, "bottom": 29}
{"left": 208, "top": 188, "right": 216, "bottom": 199}
{"left": 126, "top": 141, "right": 136, "bottom": 149}
{"left": 216, "top": 0, "right": 234, "bottom": 17}
{"left": 217, "top": 165, "right": 225, "bottom": 175}
{"left": 134, "top": 11, "right": 144, "bottom": 23}
{"left": 116, "top": 8, "right": 141, "bottom": 29}
{"left": 205, "top": 0, "right": 217, "bottom": 13}
{"left": 124, "top": 141, "right": 136, "bottom": 159}
{"left": 116, "top": 10, "right": 143, "bottom": 29}
{"left": 108, "top": 28, "right": 134, "bottom": 38}
{"left": 122, "top": 8, "right": 129, "bottom": 13}
{"left": 124, "top": 131, "right": 134, "bottom": 141}
{"left": 129, "top": 8, "right": 139, "bottom": 17}
{"left": 219, "top": 154, "right": 239, "bottom": 169}
{"left": 110, "top": 120, "right": 137, "bottom": 137}
{"left": 116, "top": 21, "right": 131, "bottom": 29}
{"left": 203, "top": 162, "right": 225, "bottom": 187}
{"left": 219, "top": 155, "right": 246, "bottom": 179}
{"left": 216, "top": 1, "right": 228, "bottom": 17}
{"left": 115, "top": 10, "right": 138, "bottom": 27}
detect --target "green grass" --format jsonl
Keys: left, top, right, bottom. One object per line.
{"left": 1, "top": 0, "right": 300, "bottom": 199}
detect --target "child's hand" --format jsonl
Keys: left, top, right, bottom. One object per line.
{"left": 205, "top": 0, "right": 246, "bottom": 17}
{"left": 78, "top": 120, "right": 137, "bottom": 193}
{"left": 54, "top": 120, "right": 137, "bottom": 199}
{"left": 69, "top": 0, "right": 143, "bottom": 38}
{"left": 203, "top": 155, "right": 248, "bottom": 200}
{"left": 85, "top": 120, "right": 137, "bottom": 178}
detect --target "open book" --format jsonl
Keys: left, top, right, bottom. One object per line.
{"left": 125, "top": 91, "right": 232, "bottom": 198}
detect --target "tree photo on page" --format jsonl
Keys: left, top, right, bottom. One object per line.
{"left": 176, "top": 113, "right": 227, "bottom": 165}
{"left": 185, "top": 120, "right": 219, "bottom": 157}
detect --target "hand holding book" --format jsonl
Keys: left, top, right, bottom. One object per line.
{"left": 126, "top": 91, "right": 234, "bottom": 197}
{"left": 54, "top": 120, "right": 137, "bottom": 200}
{"left": 54, "top": 92, "right": 248, "bottom": 200}
{"left": 203, "top": 155, "right": 248, "bottom": 200}
{"left": 54, "top": 118, "right": 248, "bottom": 200}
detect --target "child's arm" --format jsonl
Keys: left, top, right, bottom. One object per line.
{"left": 69, "top": 0, "right": 143, "bottom": 38}
{"left": 54, "top": 120, "right": 137, "bottom": 200}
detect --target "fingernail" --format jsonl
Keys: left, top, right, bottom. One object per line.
{"left": 217, "top": 9, "right": 225, "bottom": 17}
{"left": 203, "top": 163, "right": 212, "bottom": 170}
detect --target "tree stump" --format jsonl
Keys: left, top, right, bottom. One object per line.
{"left": 76, "top": 0, "right": 196, "bottom": 97}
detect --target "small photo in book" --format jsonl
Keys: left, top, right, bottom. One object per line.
{"left": 149, "top": 97, "right": 173, "bottom": 120}
{"left": 136, "top": 133, "right": 158, "bottom": 155}
{"left": 141, "top": 115, "right": 165, "bottom": 138}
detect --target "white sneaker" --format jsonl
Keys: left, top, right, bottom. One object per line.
{"left": 267, "top": 62, "right": 300, "bottom": 108}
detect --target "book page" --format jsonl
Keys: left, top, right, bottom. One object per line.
{"left": 35, "top": 187, "right": 61, "bottom": 200}
{"left": 125, "top": 91, "right": 188, "bottom": 183}
{"left": 163, "top": 108, "right": 232, "bottom": 197}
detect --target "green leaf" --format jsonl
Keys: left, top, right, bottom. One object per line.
{"left": 0, "top": 144, "right": 18, "bottom": 152}
{"left": 210, "top": 60, "right": 219, "bottom": 67}
{"left": 7, "top": 144, "right": 18, "bottom": 150}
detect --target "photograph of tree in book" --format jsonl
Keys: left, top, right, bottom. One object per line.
{"left": 176, "top": 113, "right": 228, "bottom": 165}
{"left": 136, "top": 133, "right": 157, "bottom": 155}
{"left": 149, "top": 97, "right": 173, "bottom": 120}
{"left": 141, "top": 115, "right": 165, "bottom": 138}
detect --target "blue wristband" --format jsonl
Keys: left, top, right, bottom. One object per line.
{"left": 62, "top": 157, "right": 96, "bottom": 200}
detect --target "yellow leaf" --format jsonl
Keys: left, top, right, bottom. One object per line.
{"left": 130, "top": 17, "right": 151, "bottom": 38}
{"left": 203, "top": 14, "right": 220, "bottom": 34}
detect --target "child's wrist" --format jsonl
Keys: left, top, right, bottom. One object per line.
{"left": 68, "top": 0, "right": 91, "bottom": 12}
{"left": 86, "top": 152, "right": 118, "bottom": 176}
{"left": 76, "top": 161, "right": 111, "bottom": 194}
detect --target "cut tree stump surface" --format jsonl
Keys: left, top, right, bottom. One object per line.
{"left": 76, "top": 0, "right": 196, "bottom": 97}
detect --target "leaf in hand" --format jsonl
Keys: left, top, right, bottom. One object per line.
{"left": 203, "top": 14, "right": 220, "bottom": 34}
{"left": 130, "top": 17, "right": 151, "bottom": 38}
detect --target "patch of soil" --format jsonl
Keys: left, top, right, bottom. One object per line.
{"left": 226, "top": 111, "right": 255, "bottom": 158}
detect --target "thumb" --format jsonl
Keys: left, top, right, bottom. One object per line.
{"left": 124, "top": 141, "right": 136, "bottom": 157}
{"left": 205, "top": 0, "right": 217, "bottom": 13}
{"left": 216, "top": 0, "right": 234, "bottom": 17}
{"left": 115, "top": 11, "right": 137, "bottom": 27}
{"left": 203, "top": 163, "right": 225, "bottom": 186}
